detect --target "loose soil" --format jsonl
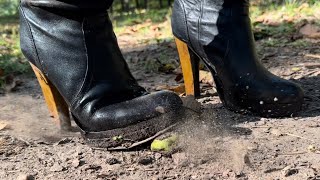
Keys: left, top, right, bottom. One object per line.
{"left": 0, "top": 33, "right": 319, "bottom": 180}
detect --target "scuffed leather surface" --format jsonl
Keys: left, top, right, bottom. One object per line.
{"left": 75, "top": 90, "right": 182, "bottom": 131}
{"left": 20, "top": 0, "right": 183, "bottom": 131}
{"left": 172, "top": 0, "right": 223, "bottom": 57}
{"left": 172, "top": 0, "right": 304, "bottom": 116}
{"left": 25, "top": 0, "right": 113, "bottom": 12}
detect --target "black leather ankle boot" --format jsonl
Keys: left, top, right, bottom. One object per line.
{"left": 20, "top": 0, "right": 183, "bottom": 149}
{"left": 172, "top": 0, "right": 304, "bottom": 117}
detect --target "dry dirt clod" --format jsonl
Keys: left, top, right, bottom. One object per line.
{"left": 71, "top": 159, "right": 80, "bottom": 168}
{"left": 16, "top": 174, "right": 34, "bottom": 180}
{"left": 106, "top": 158, "right": 121, "bottom": 165}
{"left": 138, "top": 156, "right": 154, "bottom": 165}
{"left": 171, "top": 152, "right": 188, "bottom": 166}
{"left": 154, "top": 153, "right": 162, "bottom": 160}
{"left": 282, "top": 165, "right": 299, "bottom": 177}
{"left": 84, "top": 164, "right": 102, "bottom": 171}
{"left": 270, "top": 128, "right": 284, "bottom": 137}
{"left": 181, "top": 96, "right": 201, "bottom": 113}
{"left": 50, "top": 163, "right": 64, "bottom": 172}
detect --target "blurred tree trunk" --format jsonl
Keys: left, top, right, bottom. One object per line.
{"left": 120, "top": 0, "right": 130, "bottom": 12}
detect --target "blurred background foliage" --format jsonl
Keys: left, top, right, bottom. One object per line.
{"left": 0, "top": 0, "right": 319, "bottom": 90}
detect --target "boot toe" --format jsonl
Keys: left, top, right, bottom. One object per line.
{"left": 252, "top": 80, "right": 304, "bottom": 117}
{"left": 80, "top": 90, "right": 183, "bottom": 132}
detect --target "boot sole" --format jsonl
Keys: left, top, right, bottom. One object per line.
{"left": 78, "top": 108, "right": 186, "bottom": 150}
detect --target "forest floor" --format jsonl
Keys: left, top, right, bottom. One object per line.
{"left": 1, "top": 3, "right": 320, "bottom": 180}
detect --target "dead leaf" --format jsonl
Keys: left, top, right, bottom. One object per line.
{"left": 171, "top": 85, "right": 185, "bottom": 94}
{"left": 4, "top": 74, "right": 22, "bottom": 92}
{"left": 291, "top": 67, "right": 301, "bottom": 72}
{"left": 158, "top": 63, "right": 176, "bottom": 73}
{"left": 299, "top": 24, "right": 320, "bottom": 39}
{"left": 199, "top": 70, "right": 214, "bottom": 86}
{"left": 174, "top": 73, "right": 183, "bottom": 82}
{"left": 155, "top": 84, "right": 185, "bottom": 94}
{"left": 155, "top": 84, "right": 170, "bottom": 91}
{"left": 0, "top": 121, "right": 9, "bottom": 131}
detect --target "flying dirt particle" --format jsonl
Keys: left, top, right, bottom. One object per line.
{"left": 155, "top": 106, "right": 165, "bottom": 114}
{"left": 260, "top": 101, "right": 264, "bottom": 105}
{"left": 274, "top": 97, "right": 278, "bottom": 102}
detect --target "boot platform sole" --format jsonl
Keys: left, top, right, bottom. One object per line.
{"left": 77, "top": 108, "right": 186, "bottom": 150}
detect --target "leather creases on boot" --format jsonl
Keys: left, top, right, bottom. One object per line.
{"left": 20, "top": 0, "right": 184, "bottom": 149}
{"left": 172, "top": 0, "right": 304, "bottom": 117}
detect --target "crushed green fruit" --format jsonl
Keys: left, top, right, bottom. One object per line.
{"left": 151, "top": 135, "right": 178, "bottom": 152}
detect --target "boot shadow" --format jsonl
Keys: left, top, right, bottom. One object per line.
{"left": 293, "top": 76, "right": 320, "bottom": 118}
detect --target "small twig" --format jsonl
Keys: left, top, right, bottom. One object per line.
{"left": 278, "top": 151, "right": 307, "bottom": 156}
{"left": 305, "top": 54, "right": 320, "bottom": 59}
{"left": 303, "top": 70, "right": 319, "bottom": 77}
{"left": 249, "top": 125, "right": 284, "bottom": 129}
{"left": 285, "top": 133, "right": 316, "bottom": 142}
{"left": 93, "top": 124, "right": 178, "bottom": 151}
{"left": 279, "top": 151, "right": 320, "bottom": 156}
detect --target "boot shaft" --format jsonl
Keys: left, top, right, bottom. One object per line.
{"left": 21, "top": 0, "right": 114, "bottom": 13}
{"left": 172, "top": 0, "right": 250, "bottom": 58}
{"left": 19, "top": 0, "right": 143, "bottom": 107}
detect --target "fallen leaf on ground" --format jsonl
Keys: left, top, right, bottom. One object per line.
{"left": 299, "top": 24, "right": 320, "bottom": 39}
{"left": 0, "top": 121, "right": 9, "bottom": 131}
{"left": 199, "top": 70, "right": 214, "bottom": 86}
{"left": 158, "top": 63, "right": 176, "bottom": 73}
{"left": 155, "top": 84, "right": 185, "bottom": 94}
{"left": 4, "top": 74, "right": 22, "bottom": 92}
{"left": 291, "top": 67, "right": 301, "bottom": 72}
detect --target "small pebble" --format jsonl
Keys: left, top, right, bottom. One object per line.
{"left": 106, "top": 158, "right": 121, "bottom": 165}
{"left": 138, "top": 156, "right": 154, "bottom": 165}
{"left": 155, "top": 106, "right": 165, "bottom": 114}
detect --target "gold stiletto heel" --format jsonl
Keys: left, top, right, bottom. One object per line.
{"left": 175, "top": 37, "right": 201, "bottom": 97}
{"left": 30, "top": 63, "right": 71, "bottom": 131}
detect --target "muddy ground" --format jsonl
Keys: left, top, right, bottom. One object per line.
{"left": 0, "top": 32, "right": 320, "bottom": 179}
